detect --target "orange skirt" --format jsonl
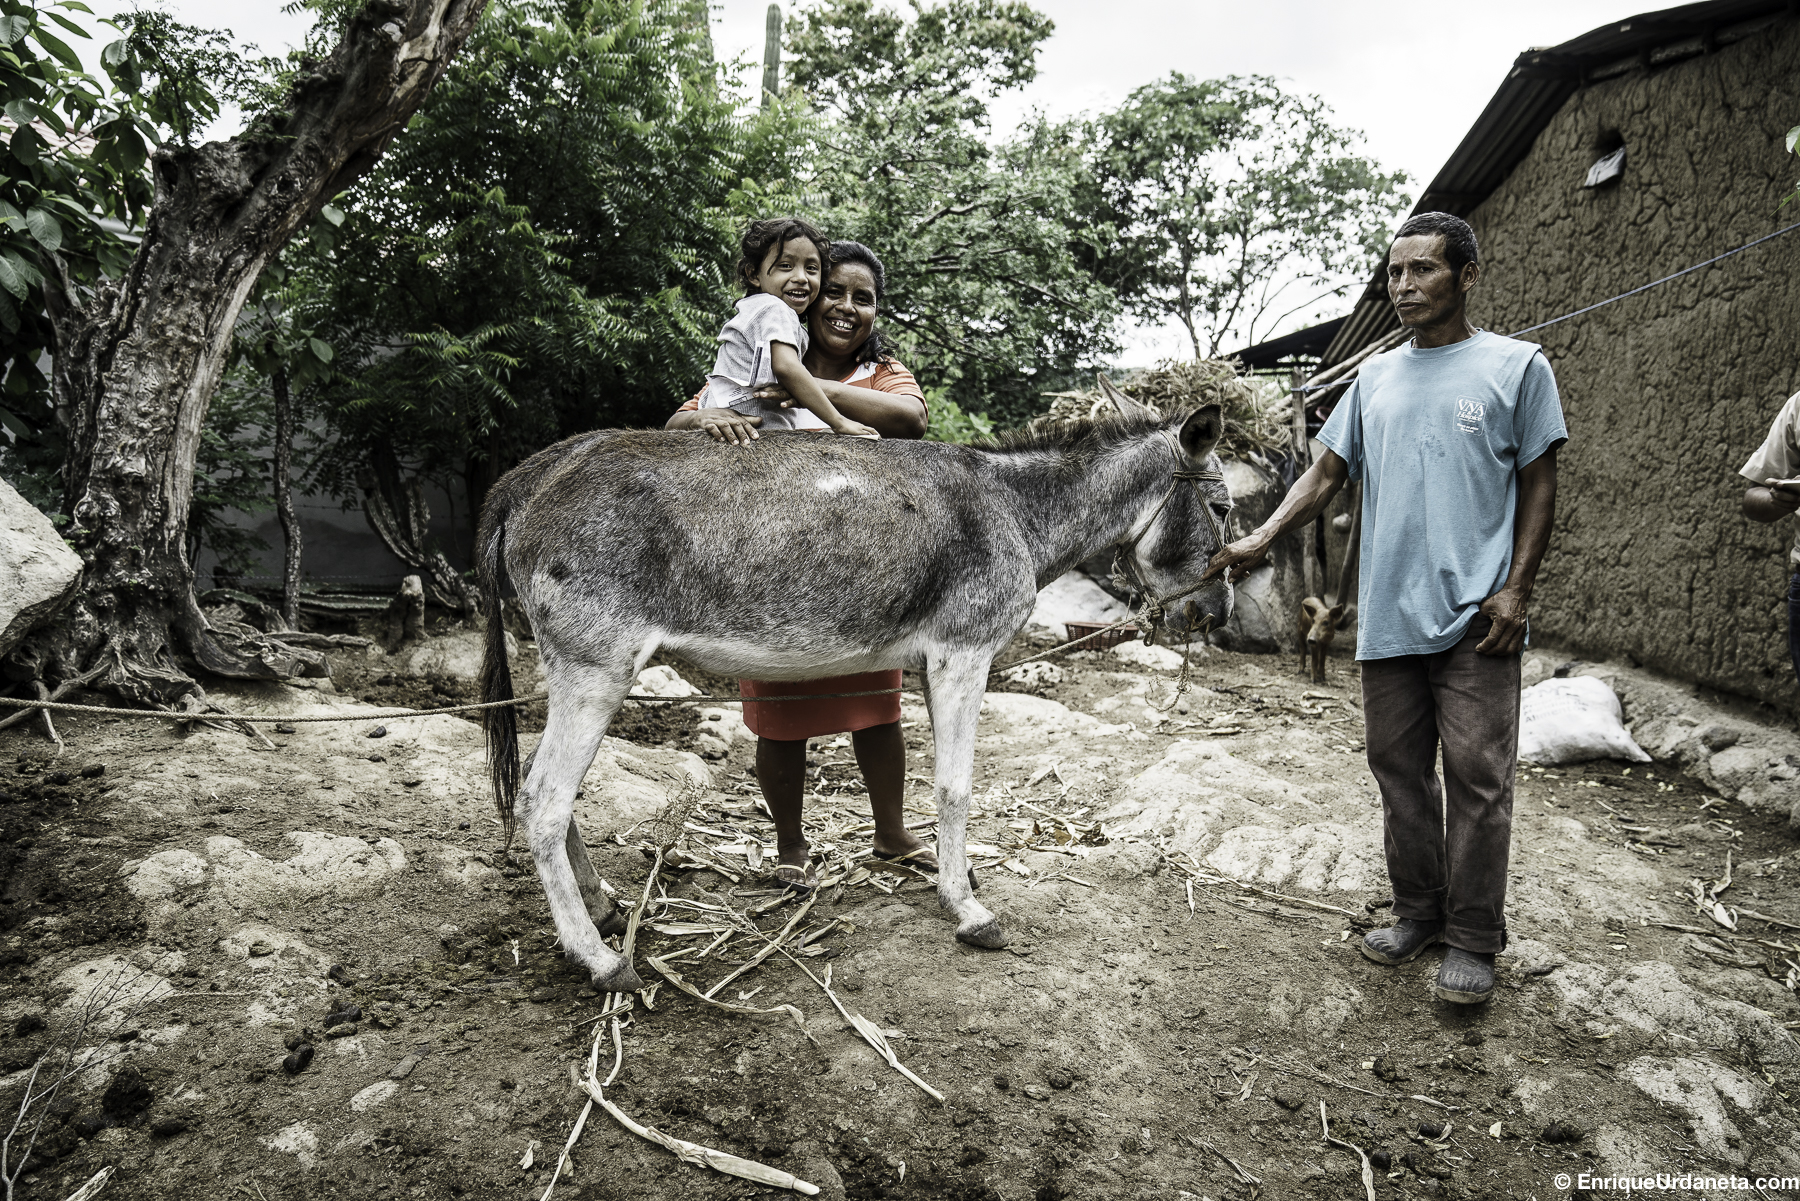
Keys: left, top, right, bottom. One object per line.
{"left": 739, "top": 671, "right": 904, "bottom": 741}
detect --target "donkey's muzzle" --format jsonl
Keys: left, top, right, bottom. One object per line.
{"left": 1159, "top": 580, "right": 1232, "bottom": 642}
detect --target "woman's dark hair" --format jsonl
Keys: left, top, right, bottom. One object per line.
{"left": 1393, "top": 211, "right": 1479, "bottom": 276}
{"left": 735, "top": 217, "right": 831, "bottom": 296}
{"left": 826, "top": 240, "right": 887, "bottom": 365}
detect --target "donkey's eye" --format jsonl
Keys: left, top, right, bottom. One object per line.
{"left": 1209, "top": 502, "right": 1232, "bottom": 519}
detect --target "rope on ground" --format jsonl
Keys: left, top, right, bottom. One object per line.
{"left": 0, "top": 612, "right": 1159, "bottom": 728}
{"left": 1290, "top": 218, "right": 1800, "bottom": 395}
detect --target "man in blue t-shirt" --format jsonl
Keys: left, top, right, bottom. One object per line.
{"left": 1204, "top": 212, "right": 1567, "bottom": 1006}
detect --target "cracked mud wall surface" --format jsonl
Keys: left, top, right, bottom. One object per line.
{"left": 1463, "top": 17, "right": 1800, "bottom": 710}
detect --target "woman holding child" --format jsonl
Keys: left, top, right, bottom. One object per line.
{"left": 666, "top": 219, "right": 933, "bottom": 893}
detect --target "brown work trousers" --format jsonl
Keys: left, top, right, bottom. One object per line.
{"left": 1360, "top": 615, "right": 1519, "bottom": 954}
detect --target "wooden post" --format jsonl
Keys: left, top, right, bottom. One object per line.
{"left": 1292, "top": 368, "right": 1318, "bottom": 600}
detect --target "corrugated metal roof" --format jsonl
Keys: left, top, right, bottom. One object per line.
{"left": 1229, "top": 317, "right": 1347, "bottom": 370}
{"left": 1310, "top": 0, "right": 1797, "bottom": 369}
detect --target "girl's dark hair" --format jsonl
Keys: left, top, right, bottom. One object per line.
{"left": 736, "top": 217, "right": 831, "bottom": 296}
{"left": 827, "top": 240, "right": 887, "bottom": 365}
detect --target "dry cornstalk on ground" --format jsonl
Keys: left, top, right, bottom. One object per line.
{"left": 1036, "top": 359, "right": 1292, "bottom": 462}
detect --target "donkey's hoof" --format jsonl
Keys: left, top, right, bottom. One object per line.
{"left": 955, "top": 917, "right": 1009, "bottom": 950}
{"left": 592, "top": 961, "right": 644, "bottom": 994}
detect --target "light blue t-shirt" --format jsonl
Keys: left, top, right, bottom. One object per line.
{"left": 1316, "top": 330, "right": 1568, "bottom": 660}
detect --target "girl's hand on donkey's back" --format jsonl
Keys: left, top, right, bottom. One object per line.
{"left": 694, "top": 409, "right": 764, "bottom": 445}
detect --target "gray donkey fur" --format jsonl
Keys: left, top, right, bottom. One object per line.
{"left": 477, "top": 397, "right": 1233, "bottom": 993}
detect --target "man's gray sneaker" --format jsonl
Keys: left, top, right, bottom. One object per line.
{"left": 1360, "top": 918, "right": 1443, "bottom": 966}
{"left": 1433, "top": 948, "right": 1496, "bottom": 1004}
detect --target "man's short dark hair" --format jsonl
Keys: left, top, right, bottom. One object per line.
{"left": 1393, "top": 212, "right": 1479, "bottom": 275}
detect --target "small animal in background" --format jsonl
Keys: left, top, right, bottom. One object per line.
{"left": 1296, "top": 596, "right": 1351, "bottom": 683}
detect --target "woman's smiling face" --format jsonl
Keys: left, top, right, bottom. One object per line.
{"left": 810, "top": 262, "right": 879, "bottom": 358}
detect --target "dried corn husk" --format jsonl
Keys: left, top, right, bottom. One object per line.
{"left": 583, "top": 1080, "right": 820, "bottom": 1194}
{"left": 1037, "top": 359, "right": 1291, "bottom": 461}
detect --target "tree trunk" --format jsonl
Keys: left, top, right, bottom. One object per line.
{"left": 23, "top": 0, "right": 488, "bottom": 707}
{"left": 271, "top": 364, "right": 302, "bottom": 632}
{"left": 359, "top": 444, "right": 479, "bottom": 617}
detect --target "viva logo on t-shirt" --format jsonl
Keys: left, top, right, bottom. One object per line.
{"left": 1455, "top": 398, "right": 1485, "bottom": 433}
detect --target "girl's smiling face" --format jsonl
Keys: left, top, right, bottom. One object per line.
{"left": 810, "top": 261, "right": 878, "bottom": 358}
{"left": 749, "top": 237, "right": 823, "bottom": 314}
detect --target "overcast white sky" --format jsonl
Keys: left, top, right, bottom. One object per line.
{"left": 104, "top": 0, "right": 1644, "bottom": 357}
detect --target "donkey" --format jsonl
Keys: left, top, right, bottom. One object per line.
{"left": 476, "top": 397, "right": 1234, "bottom": 992}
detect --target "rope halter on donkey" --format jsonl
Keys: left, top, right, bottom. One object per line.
{"left": 1104, "top": 428, "right": 1230, "bottom": 712}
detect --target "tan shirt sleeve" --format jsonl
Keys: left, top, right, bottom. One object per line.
{"left": 1740, "top": 390, "right": 1800, "bottom": 484}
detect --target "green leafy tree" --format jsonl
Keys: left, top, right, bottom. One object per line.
{"left": 1079, "top": 74, "right": 1409, "bottom": 358}
{"left": 781, "top": 0, "right": 1120, "bottom": 426}
{"left": 288, "top": 0, "right": 743, "bottom": 589}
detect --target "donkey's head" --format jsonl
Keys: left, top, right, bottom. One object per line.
{"left": 1105, "top": 385, "right": 1235, "bottom": 644}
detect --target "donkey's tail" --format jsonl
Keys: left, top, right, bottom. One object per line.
{"left": 477, "top": 506, "right": 519, "bottom": 850}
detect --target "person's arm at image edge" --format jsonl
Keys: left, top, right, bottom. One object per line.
{"left": 1743, "top": 481, "right": 1800, "bottom": 522}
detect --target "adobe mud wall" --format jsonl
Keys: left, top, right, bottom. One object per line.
{"left": 1466, "top": 17, "right": 1800, "bottom": 711}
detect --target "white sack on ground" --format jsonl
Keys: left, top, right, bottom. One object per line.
{"left": 1027, "top": 571, "right": 1129, "bottom": 640}
{"left": 1518, "top": 676, "right": 1651, "bottom": 765}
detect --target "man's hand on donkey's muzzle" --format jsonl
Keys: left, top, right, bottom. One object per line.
{"left": 1204, "top": 532, "right": 1270, "bottom": 586}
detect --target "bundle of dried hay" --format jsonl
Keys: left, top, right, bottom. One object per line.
{"left": 1037, "top": 359, "right": 1293, "bottom": 462}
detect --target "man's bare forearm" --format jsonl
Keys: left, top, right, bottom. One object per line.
{"left": 1500, "top": 451, "right": 1557, "bottom": 600}
{"left": 1250, "top": 452, "right": 1351, "bottom": 548}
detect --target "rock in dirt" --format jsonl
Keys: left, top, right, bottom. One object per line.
{"left": 1271, "top": 1080, "right": 1306, "bottom": 1110}
{"left": 325, "top": 1023, "right": 358, "bottom": 1039}
{"left": 787, "top": 1139, "right": 846, "bottom": 1201}
{"left": 1541, "top": 1120, "right": 1584, "bottom": 1144}
{"left": 1047, "top": 1069, "right": 1072, "bottom": 1090}
{"left": 0, "top": 476, "right": 83, "bottom": 660}
{"left": 389, "top": 1053, "right": 423, "bottom": 1080}
{"left": 101, "top": 1065, "right": 153, "bottom": 1121}
{"left": 150, "top": 1116, "right": 189, "bottom": 1138}
{"left": 1023, "top": 1084, "right": 1050, "bottom": 1100}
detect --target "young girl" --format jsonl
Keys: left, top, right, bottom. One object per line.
{"left": 701, "top": 217, "right": 880, "bottom": 437}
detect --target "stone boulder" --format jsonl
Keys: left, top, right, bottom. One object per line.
{"left": 0, "top": 477, "right": 82, "bottom": 659}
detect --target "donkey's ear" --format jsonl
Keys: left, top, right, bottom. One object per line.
{"left": 1179, "top": 403, "right": 1224, "bottom": 460}
{"left": 1097, "top": 375, "right": 1155, "bottom": 420}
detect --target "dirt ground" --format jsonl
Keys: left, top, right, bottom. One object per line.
{"left": 3, "top": 626, "right": 1799, "bottom": 1201}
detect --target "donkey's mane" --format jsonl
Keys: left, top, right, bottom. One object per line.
{"left": 973, "top": 411, "right": 1168, "bottom": 462}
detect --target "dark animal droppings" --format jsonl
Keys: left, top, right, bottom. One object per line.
{"left": 368, "top": 726, "right": 388, "bottom": 739}
{"left": 150, "top": 1115, "right": 189, "bottom": 1138}
{"left": 13, "top": 1013, "right": 46, "bottom": 1037}
{"left": 283, "top": 1044, "right": 315, "bottom": 1074}
{"left": 275, "top": 723, "right": 297, "bottom": 734}
{"left": 1542, "top": 1121, "right": 1584, "bottom": 1144}
{"left": 79, "top": 764, "right": 104, "bottom": 778}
